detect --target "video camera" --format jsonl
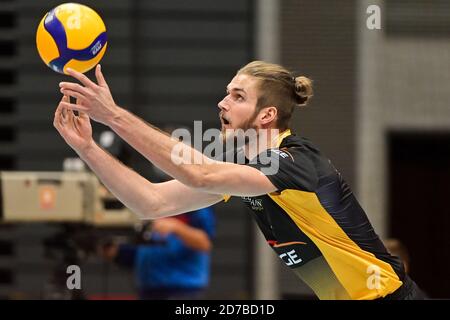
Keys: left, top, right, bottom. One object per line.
{"left": 0, "top": 171, "right": 138, "bottom": 227}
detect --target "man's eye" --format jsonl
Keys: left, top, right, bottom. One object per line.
{"left": 236, "top": 95, "right": 244, "bottom": 101}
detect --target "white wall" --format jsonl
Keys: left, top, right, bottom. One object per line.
{"left": 357, "top": 0, "right": 450, "bottom": 237}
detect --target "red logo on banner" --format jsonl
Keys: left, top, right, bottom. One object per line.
{"left": 39, "top": 186, "right": 56, "bottom": 210}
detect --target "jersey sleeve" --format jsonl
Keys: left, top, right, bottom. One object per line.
{"left": 246, "top": 147, "right": 318, "bottom": 192}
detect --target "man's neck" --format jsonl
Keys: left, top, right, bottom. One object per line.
{"left": 244, "top": 128, "right": 286, "bottom": 160}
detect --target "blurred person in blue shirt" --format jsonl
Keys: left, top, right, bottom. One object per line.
{"left": 101, "top": 206, "right": 215, "bottom": 300}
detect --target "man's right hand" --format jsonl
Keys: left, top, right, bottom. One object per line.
{"left": 53, "top": 95, "right": 95, "bottom": 155}
{"left": 58, "top": 64, "right": 119, "bottom": 126}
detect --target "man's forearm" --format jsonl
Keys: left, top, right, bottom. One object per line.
{"left": 77, "top": 142, "right": 165, "bottom": 218}
{"left": 109, "top": 107, "right": 214, "bottom": 188}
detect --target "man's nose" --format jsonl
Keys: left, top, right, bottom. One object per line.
{"left": 218, "top": 98, "right": 229, "bottom": 111}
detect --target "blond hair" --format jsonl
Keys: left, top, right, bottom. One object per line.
{"left": 237, "top": 61, "right": 313, "bottom": 130}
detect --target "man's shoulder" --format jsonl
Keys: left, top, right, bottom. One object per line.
{"left": 276, "top": 134, "right": 321, "bottom": 162}
{"left": 279, "top": 134, "right": 319, "bottom": 151}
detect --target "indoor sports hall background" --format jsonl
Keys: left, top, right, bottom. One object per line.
{"left": 0, "top": 0, "right": 449, "bottom": 299}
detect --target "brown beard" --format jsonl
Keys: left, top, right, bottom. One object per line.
{"left": 222, "top": 108, "right": 260, "bottom": 148}
{"left": 240, "top": 107, "right": 260, "bottom": 132}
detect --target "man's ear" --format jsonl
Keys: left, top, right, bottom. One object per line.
{"left": 259, "top": 106, "right": 278, "bottom": 125}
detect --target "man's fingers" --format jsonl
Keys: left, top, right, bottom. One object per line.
{"left": 65, "top": 68, "right": 97, "bottom": 89}
{"left": 75, "top": 96, "right": 90, "bottom": 119}
{"left": 66, "top": 107, "right": 74, "bottom": 121}
{"left": 59, "top": 101, "right": 89, "bottom": 112}
{"left": 61, "top": 106, "right": 68, "bottom": 122}
{"left": 95, "top": 64, "right": 108, "bottom": 87}
{"left": 53, "top": 104, "right": 62, "bottom": 128}
{"left": 69, "top": 109, "right": 77, "bottom": 128}
{"left": 54, "top": 105, "right": 66, "bottom": 132}
{"left": 75, "top": 116, "right": 82, "bottom": 128}
{"left": 78, "top": 111, "right": 89, "bottom": 120}
{"left": 59, "top": 82, "right": 91, "bottom": 96}
{"left": 62, "top": 108, "right": 74, "bottom": 130}
{"left": 60, "top": 88, "right": 87, "bottom": 103}
{"left": 54, "top": 96, "right": 73, "bottom": 133}
{"left": 55, "top": 95, "right": 68, "bottom": 119}
{"left": 65, "top": 107, "right": 80, "bottom": 132}
{"left": 75, "top": 115, "right": 87, "bottom": 132}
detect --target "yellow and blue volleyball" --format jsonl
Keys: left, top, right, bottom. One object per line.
{"left": 36, "top": 3, "right": 107, "bottom": 74}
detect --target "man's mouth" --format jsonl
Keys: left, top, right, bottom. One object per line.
{"left": 220, "top": 114, "right": 231, "bottom": 126}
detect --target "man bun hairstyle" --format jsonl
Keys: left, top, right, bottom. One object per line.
{"left": 294, "top": 76, "right": 313, "bottom": 107}
{"left": 237, "top": 61, "right": 313, "bottom": 130}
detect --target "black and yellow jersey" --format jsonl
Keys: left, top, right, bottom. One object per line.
{"left": 229, "top": 130, "right": 405, "bottom": 300}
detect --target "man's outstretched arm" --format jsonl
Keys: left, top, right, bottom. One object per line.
{"left": 80, "top": 143, "right": 223, "bottom": 218}
{"left": 59, "top": 66, "right": 277, "bottom": 197}
{"left": 53, "top": 96, "right": 222, "bottom": 219}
